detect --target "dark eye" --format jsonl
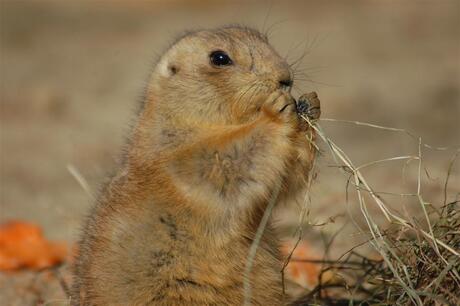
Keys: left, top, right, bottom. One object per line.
{"left": 210, "top": 50, "right": 233, "bottom": 67}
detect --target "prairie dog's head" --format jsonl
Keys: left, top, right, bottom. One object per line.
{"left": 147, "top": 26, "right": 293, "bottom": 124}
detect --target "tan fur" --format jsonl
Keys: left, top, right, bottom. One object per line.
{"left": 72, "top": 26, "right": 316, "bottom": 306}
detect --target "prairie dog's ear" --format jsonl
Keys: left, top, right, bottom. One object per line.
{"left": 157, "top": 57, "right": 179, "bottom": 78}
{"left": 168, "top": 63, "right": 179, "bottom": 75}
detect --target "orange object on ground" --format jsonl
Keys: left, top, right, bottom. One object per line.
{"left": 0, "top": 220, "right": 68, "bottom": 271}
{"left": 281, "top": 240, "right": 321, "bottom": 289}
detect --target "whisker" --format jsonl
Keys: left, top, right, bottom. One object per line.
{"left": 284, "top": 37, "right": 310, "bottom": 62}
{"left": 265, "top": 19, "right": 290, "bottom": 40}
{"left": 261, "top": 0, "right": 274, "bottom": 36}
{"left": 234, "top": 81, "right": 260, "bottom": 107}
{"left": 293, "top": 77, "right": 340, "bottom": 88}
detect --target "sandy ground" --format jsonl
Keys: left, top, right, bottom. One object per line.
{"left": 1, "top": 0, "right": 459, "bottom": 304}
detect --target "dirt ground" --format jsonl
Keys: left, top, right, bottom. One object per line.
{"left": 1, "top": 0, "right": 459, "bottom": 304}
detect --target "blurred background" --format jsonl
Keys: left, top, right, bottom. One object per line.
{"left": 1, "top": 0, "right": 459, "bottom": 304}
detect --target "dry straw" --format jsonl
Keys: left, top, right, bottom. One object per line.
{"left": 243, "top": 115, "right": 459, "bottom": 305}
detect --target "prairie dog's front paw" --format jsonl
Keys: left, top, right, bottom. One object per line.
{"left": 262, "top": 91, "right": 297, "bottom": 124}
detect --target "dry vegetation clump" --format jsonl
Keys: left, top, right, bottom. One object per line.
{"left": 294, "top": 201, "right": 459, "bottom": 306}
{"left": 380, "top": 202, "right": 460, "bottom": 306}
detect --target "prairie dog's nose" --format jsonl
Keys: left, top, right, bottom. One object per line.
{"left": 279, "top": 78, "right": 293, "bottom": 90}
{"left": 276, "top": 62, "right": 293, "bottom": 90}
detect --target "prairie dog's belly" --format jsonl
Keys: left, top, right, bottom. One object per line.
{"left": 83, "top": 203, "right": 282, "bottom": 305}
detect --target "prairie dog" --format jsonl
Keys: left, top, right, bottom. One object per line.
{"left": 72, "top": 26, "right": 317, "bottom": 305}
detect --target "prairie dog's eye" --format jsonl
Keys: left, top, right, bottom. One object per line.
{"left": 210, "top": 50, "right": 233, "bottom": 67}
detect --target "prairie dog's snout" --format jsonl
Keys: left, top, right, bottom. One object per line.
{"left": 249, "top": 44, "right": 292, "bottom": 92}
{"left": 275, "top": 64, "right": 293, "bottom": 91}
{"left": 274, "top": 65, "right": 293, "bottom": 91}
